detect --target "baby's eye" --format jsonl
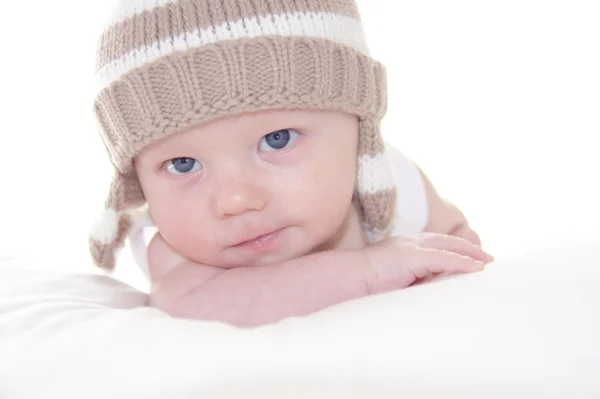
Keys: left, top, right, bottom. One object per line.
{"left": 165, "top": 157, "right": 202, "bottom": 175}
{"left": 258, "top": 129, "right": 299, "bottom": 152}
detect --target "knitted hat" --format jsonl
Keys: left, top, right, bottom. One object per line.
{"left": 89, "top": 0, "right": 397, "bottom": 271}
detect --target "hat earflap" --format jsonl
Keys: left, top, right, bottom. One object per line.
{"left": 355, "top": 118, "right": 397, "bottom": 243}
{"left": 89, "top": 168, "right": 145, "bottom": 272}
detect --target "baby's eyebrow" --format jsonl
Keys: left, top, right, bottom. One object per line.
{"left": 144, "top": 140, "right": 195, "bottom": 157}
{"left": 136, "top": 145, "right": 178, "bottom": 163}
{"left": 133, "top": 154, "right": 159, "bottom": 170}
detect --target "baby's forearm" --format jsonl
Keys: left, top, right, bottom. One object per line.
{"left": 156, "top": 249, "right": 371, "bottom": 327}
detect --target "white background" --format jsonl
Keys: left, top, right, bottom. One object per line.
{"left": 0, "top": 1, "right": 598, "bottom": 285}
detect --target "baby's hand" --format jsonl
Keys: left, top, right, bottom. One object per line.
{"left": 363, "top": 233, "right": 494, "bottom": 294}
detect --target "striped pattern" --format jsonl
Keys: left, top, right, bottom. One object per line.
{"left": 100, "top": 0, "right": 361, "bottom": 62}
{"left": 97, "top": 0, "right": 367, "bottom": 89}
{"left": 97, "top": 11, "right": 368, "bottom": 90}
{"left": 104, "top": 0, "right": 360, "bottom": 28}
{"left": 104, "top": 0, "right": 180, "bottom": 26}
{"left": 357, "top": 153, "right": 396, "bottom": 194}
{"left": 89, "top": 0, "right": 396, "bottom": 271}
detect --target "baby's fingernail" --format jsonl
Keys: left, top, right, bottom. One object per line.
{"left": 480, "top": 251, "right": 494, "bottom": 262}
{"left": 470, "top": 260, "right": 485, "bottom": 271}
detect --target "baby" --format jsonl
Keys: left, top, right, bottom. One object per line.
{"left": 89, "top": 0, "right": 493, "bottom": 327}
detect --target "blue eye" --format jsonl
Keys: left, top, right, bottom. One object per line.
{"left": 165, "top": 157, "right": 202, "bottom": 175}
{"left": 258, "top": 129, "right": 299, "bottom": 152}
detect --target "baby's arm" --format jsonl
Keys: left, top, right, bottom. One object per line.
{"left": 415, "top": 165, "right": 482, "bottom": 246}
{"left": 148, "top": 233, "right": 492, "bottom": 327}
{"left": 385, "top": 143, "right": 481, "bottom": 245}
{"left": 150, "top": 244, "right": 372, "bottom": 327}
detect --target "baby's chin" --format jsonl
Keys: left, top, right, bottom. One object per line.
{"left": 215, "top": 247, "right": 314, "bottom": 269}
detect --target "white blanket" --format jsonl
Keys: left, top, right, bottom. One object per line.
{"left": 1, "top": 236, "right": 599, "bottom": 398}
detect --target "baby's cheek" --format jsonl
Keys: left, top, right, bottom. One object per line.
{"left": 292, "top": 176, "right": 353, "bottom": 239}
{"left": 164, "top": 223, "right": 212, "bottom": 263}
{"left": 150, "top": 204, "right": 205, "bottom": 257}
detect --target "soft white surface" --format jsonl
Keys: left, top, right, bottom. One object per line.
{"left": 1, "top": 234, "right": 598, "bottom": 398}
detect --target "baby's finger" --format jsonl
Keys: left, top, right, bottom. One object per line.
{"left": 415, "top": 248, "right": 485, "bottom": 277}
{"left": 416, "top": 233, "right": 493, "bottom": 263}
{"left": 451, "top": 224, "right": 482, "bottom": 247}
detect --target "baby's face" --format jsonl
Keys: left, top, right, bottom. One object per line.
{"left": 135, "top": 109, "right": 361, "bottom": 268}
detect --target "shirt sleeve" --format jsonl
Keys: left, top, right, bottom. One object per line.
{"left": 385, "top": 142, "right": 429, "bottom": 235}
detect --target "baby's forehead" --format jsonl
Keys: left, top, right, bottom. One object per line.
{"left": 199, "top": 108, "right": 333, "bottom": 128}
{"left": 141, "top": 109, "right": 342, "bottom": 148}
{"left": 133, "top": 109, "right": 289, "bottom": 155}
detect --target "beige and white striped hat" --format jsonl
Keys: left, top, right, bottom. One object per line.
{"left": 89, "top": 0, "right": 397, "bottom": 271}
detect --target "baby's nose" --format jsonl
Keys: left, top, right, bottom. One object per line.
{"left": 211, "top": 174, "right": 267, "bottom": 219}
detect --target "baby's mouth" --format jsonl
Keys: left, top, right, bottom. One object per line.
{"left": 234, "top": 230, "right": 276, "bottom": 246}
{"left": 232, "top": 228, "right": 286, "bottom": 250}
